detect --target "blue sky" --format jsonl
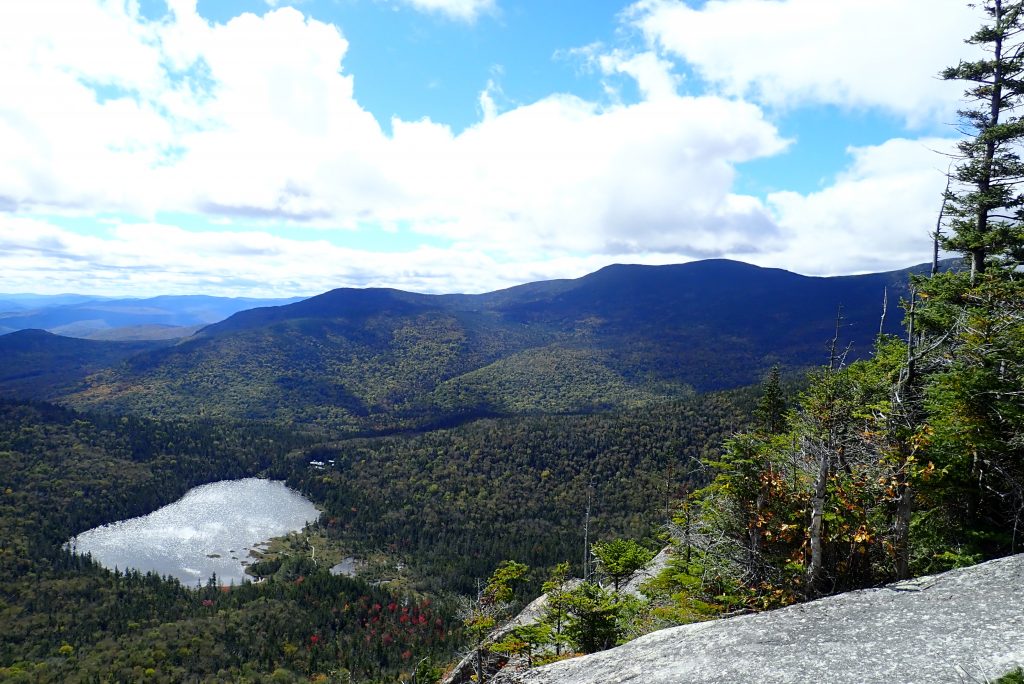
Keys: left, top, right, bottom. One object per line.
{"left": 0, "top": 0, "right": 976, "bottom": 296}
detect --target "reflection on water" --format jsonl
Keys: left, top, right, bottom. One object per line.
{"left": 68, "top": 478, "right": 319, "bottom": 586}
{"left": 330, "top": 556, "right": 357, "bottom": 577}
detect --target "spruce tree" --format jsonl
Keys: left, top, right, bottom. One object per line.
{"left": 941, "top": 0, "right": 1024, "bottom": 279}
{"left": 918, "top": 0, "right": 1024, "bottom": 559}
{"left": 754, "top": 365, "right": 787, "bottom": 436}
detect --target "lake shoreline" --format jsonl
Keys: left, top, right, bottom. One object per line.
{"left": 67, "top": 478, "right": 320, "bottom": 586}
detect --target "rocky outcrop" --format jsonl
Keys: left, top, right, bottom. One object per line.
{"left": 619, "top": 546, "right": 672, "bottom": 598}
{"left": 439, "top": 589, "right": 578, "bottom": 684}
{"left": 442, "top": 548, "right": 673, "bottom": 684}
{"left": 440, "top": 581, "right": 593, "bottom": 684}
{"left": 503, "top": 554, "right": 1024, "bottom": 684}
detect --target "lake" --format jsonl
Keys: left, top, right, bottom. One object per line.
{"left": 68, "top": 478, "right": 320, "bottom": 586}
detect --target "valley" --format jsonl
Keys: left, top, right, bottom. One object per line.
{"left": 6, "top": 1, "right": 1024, "bottom": 682}
{"left": 1, "top": 252, "right": 1022, "bottom": 683}
{"left": 1, "top": 259, "right": 916, "bottom": 430}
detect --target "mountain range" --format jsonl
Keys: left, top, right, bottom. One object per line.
{"left": 0, "top": 294, "right": 305, "bottom": 339}
{"left": 0, "top": 259, "right": 932, "bottom": 430}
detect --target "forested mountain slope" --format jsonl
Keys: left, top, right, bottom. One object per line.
{"left": 288, "top": 388, "right": 754, "bottom": 593}
{"left": 0, "top": 389, "right": 750, "bottom": 680}
{"left": 12, "top": 259, "right": 925, "bottom": 429}
{"left": 0, "top": 400, "right": 459, "bottom": 682}
{"left": 0, "top": 330, "right": 169, "bottom": 401}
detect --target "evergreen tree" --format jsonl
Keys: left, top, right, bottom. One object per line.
{"left": 590, "top": 539, "right": 655, "bottom": 593}
{"left": 940, "top": 0, "right": 1024, "bottom": 279}
{"left": 918, "top": 0, "right": 1024, "bottom": 560}
{"left": 540, "top": 562, "right": 573, "bottom": 656}
{"left": 754, "top": 365, "right": 787, "bottom": 436}
{"left": 462, "top": 560, "right": 529, "bottom": 683}
{"left": 562, "top": 582, "right": 621, "bottom": 654}
{"left": 614, "top": 0, "right": 1024, "bottom": 626}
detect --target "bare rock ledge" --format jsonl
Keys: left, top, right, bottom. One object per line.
{"left": 503, "top": 554, "right": 1024, "bottom": 684}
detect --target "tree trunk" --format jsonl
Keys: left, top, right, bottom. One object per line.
{"left": 749, "top": 489, "right": 766, "bottom": 582}
{"left": 582, "top": 483, "right": 592, "bottom": 581}
{"left": 971, "top": 247, "right": 987, "bottom": 282}
{"left": 894, "top": 478, "right": 912, "bottom": 579}
{"left": 893, "top": 290, "right": 917, "bottom": 580}
{"left": 972, "top": 0, "right": 1005, "bottom": 283}
{"left": 807, "top": 446, "right": 829, "bottom": 595}
{"left": 933, "top": 168, "right": 951, "bottom": 276}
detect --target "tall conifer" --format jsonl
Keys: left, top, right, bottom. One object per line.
{"left": 941, "top": 0, "right": 1024, "bottom": 279}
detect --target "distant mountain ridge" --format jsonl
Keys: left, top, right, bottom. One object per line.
{"left": 0, "top": 294, "right": 305, "bottom": 339}
{"left": 0, "top": 259, "right": 945, "bottom": 429}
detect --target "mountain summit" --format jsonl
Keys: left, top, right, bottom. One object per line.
{"left": 1, "top": 259, "right": 927, "bottom": 429}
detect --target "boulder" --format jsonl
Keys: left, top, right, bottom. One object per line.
{"left": 504, "top": 554, "right": 1024, "bottom": 684}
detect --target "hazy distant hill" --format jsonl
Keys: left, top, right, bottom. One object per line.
{"left": 0, "top": 294, "right": 304, "bottom": 339}
{"left": 12, "top": 258, "right": 926, "bottom": 430}
{"left": 82, "top": 324, "right": 205, "bottom": 341}
{"left": 0, "top": 293, "right": 104, "bottom": 310}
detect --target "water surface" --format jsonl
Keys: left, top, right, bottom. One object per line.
{"left": 330, "top": 556, "right": 357, "bottom": 577}
{"left": 69, "top": 478, "right": 319, "bottom": 586}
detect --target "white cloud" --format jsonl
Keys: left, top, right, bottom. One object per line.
{"left": 0, "top": 217, "right": 700, "bottom": 296}
{"left": 0, "top": 133, "right": 959, "bottom": 297}
{"left": 0, "top": 1, "right": 386, "bottom": 221}
{"left": 0, "top": 1, "right": 970, "bottom": 296}
{"left": 630, "top": 0, "right": 977, "bottom": 125}
{"left": 398, "top": 0, "right": 496, "bottom": 22}
{"left": 389, "top": 93, "right": 787, "bottom": 257}
{"left": 0, "top": 1, "right": 173, "bottom": 214}
{"left": 0, "top": 1, "right": 792, "bottom": 265}
{"left": 599, "top": 51, "right": 681, "bottom": 102}
{"left": 762, "top": 137, "right": 957, "bottom": 274}
{"left": 478, "top": 79, "right": 501, "bottom": 121}
{"left": 564, "top": 45, "right": 682, "bottom": 103}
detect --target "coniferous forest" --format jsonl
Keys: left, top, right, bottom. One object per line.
{"left": 659, "top": 0, "right": 1024, "bottom": 611}
{"left": 1, "top": 1, "right": 1023, "bottom": 683}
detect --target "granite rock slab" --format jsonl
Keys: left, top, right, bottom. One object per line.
{"left": 505, "top": 554, "right": 1024, "bottom": 684}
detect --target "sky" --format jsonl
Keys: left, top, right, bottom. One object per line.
{"left": 0, "top": 0, "right": 980, "bottom": 297}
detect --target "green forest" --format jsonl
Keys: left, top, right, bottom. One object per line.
{"left": 0, "top": 386, "right": 757, "bottom": 681}
{"left": 1, "top": 1, "right": 1023, "bottom": 683}
{"left": 0, "top": 401, "right": 465, "bottom": 682}
{"left": 636, "top": 0, "right": 1024, "bottom": 628}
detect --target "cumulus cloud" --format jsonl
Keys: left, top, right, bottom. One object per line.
{"left": 0, "top": 136, "right": 957, "bottom": 296}
{"left": 0, "top": 1, "right": 397, "bottom": 223}
{"left": 0, "top": 1, "right": 792, "bottom": 265}
{"left": 0, "top": 1, "right": 173, "bottom": 214}
{"left": 599, "top": 51, "right": 681, "bottom": 103}
{"left": 0, "top": 1, "right": 969, "bottom": 296}
{"left": 564, "top": 45, "right": 682, "bottom": 103}
{"left": 762, "top": 138, "right": 957, "bottom": 274}
{"left": 629, "top": 0, "right": 977, "bottom": 125}
{"left": 0, "top": 217, "right": 700, "bottom": 296}
{"left": 391, "top": 93, "right": 787, "bottom": 257}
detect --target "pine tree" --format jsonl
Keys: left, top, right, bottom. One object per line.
{"left": 540, "top": 562, "right": 572, "bottom": 656}
{"left": 918, "top": 0, "right": 1024, "bottom": 559}
{"left": 562, "top": 582, "right": 621, "bottom": 654}
{"left": 941, "top": 0, "right": 1024, "bottom": 280}
{"left": 462, "top": 560, "right": 529, "bottom": 683}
